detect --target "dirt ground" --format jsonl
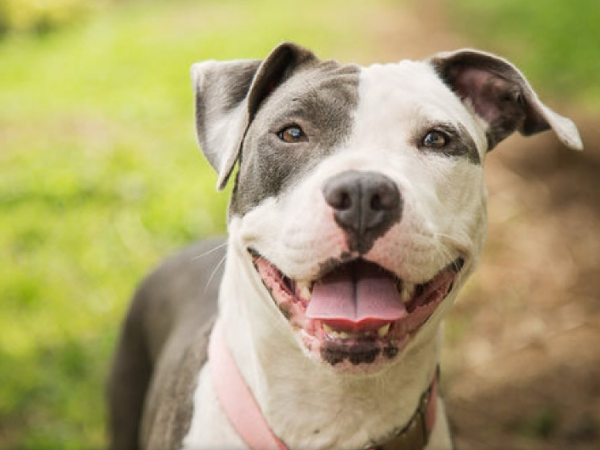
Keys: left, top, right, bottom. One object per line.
{"left": 363, "top": 3, "right": 600, "bottom": 449}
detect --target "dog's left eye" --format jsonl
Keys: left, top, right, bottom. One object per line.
{"left": 277, "top": 125, "right": 308, "bottom": 144}
{"left": 422, "top": 130, "right": 449, "bottom": 148}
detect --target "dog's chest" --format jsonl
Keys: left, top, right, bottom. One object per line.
{"left": 180, "top": 313, "right": 440, "bottom": 450}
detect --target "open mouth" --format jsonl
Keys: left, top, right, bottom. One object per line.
{"left": 251, "top": 251, "right": 463, "bottom": 367}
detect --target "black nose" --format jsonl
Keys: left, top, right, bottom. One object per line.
{"left": 322, "top": 170, "right": 402, "bottom": 249}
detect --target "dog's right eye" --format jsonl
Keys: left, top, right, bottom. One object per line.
{"left": 277, "top": 125, "right": 308, "bottom": 144}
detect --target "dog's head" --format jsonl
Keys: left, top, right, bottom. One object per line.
{"left": 191, "top": 43, "right": 582, "bottom": 372}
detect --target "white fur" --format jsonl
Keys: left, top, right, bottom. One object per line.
{"left": 183, "top": 60, "right": 490, "bottom": 450}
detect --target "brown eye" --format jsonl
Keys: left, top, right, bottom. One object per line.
{"left": 277, "top": 125, "right": 308, "bottom": 143}
{"left": 422, "top": 130, "right": 448, "bottom": 148}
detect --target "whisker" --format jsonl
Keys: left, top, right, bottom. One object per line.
{"left": 439, "top": 246, "right": 455, "bottom": 264}
{"left": 429, "top": 240, "right": 457, "bottom": 270}
{"left": 434, "top": 232, "right": 470, "bottom": 261}
{"left": 204, "top": 253, "right": 227, "bottom": 293}
{"left": 433, "top": 232, "right": 462, "bottom": 246}
{"left": 192, "top": 241, "right": 228, "bottom": 262}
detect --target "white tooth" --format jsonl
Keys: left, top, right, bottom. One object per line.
{"left": 329, "top": 330, "right": 349, "bottom": 339}
{"left": 297, "top": 281, "right": 312, "bottom": 299}
{"left": 401, "top": 282, "right": 415, "bottom": 303}
{"left": 300, "top": 285, "right": 311, "bottom": 299}
{"left": 377, "top": 323, "right": 391, "bottom": 337}
{"left": 322, "top": 325, "right": 349, "bottom": 339}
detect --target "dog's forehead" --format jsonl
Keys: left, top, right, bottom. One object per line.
{"left": 348, "top": 60, "right": 487, "bottom": 154}
{"left": 263, "top": 58, "right": 483, "bottom": 147}
{"left": 266, "top": 59, "right": 454, "bottom": 112}
{"left": 357, "top": 61, "right": 481, "bottom": 132}
{"left": 362, "top": 60, "right": 448, "bottom": 92}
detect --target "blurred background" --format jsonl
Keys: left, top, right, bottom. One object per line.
{"left": 0, "top": 0, "right": 598, "bottom": 448}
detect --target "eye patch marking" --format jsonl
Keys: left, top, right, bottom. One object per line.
{"left": 415, "top": 122, "right": 480, "bottom": 164}
{"left": 229, "top": 63, "right": 361, "bottom": 217}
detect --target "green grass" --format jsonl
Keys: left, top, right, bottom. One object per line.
{"left": 0, "top": 0, "right": 389, "bottom": 447}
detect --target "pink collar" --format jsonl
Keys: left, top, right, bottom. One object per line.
{"left": 208, "top": 319, "right": 437, "bottom": 450}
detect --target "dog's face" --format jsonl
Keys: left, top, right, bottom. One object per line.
{"left": 192, "top": 43, "right": 581, "bottom": 372}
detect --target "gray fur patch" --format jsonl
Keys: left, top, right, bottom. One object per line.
{"left": 230, "top": 61, "right": 360, "bottom": 216}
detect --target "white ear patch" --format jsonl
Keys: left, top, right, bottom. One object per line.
{"left": 536, "top": 101, "right": 583, "bottom": 150}
{"left": 206, "top": 103, "right": 249, "bottom": 190}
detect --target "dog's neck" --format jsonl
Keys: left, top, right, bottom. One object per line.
{"left": 217, "top": 238, "right": 442, "bottom": 450}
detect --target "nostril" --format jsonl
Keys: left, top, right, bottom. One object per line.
{"left": 325, "top": 187, "right": 352, "bottom": 211}
{"left": 370, "top": 194, "right": 382, "bottom": 211}
{"left": 339, "top": 193, "right": 352, "bottom": 210}
{"left": 370, "top": 186, "right": 399, "bottom": 211}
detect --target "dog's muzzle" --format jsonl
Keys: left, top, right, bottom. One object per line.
{"left": 248, "top": 169, "right": 465, "bottom": 369}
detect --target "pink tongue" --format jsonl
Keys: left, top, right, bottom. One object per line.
{"left": 306, "top": 260, "right": 407, "bottom": 327}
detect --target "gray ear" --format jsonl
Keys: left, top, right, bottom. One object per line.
{"left": 429, "top": 49, "right": 583, "bottom": 151}
{"left": 191, "top": 42, "right": 317, "bottom": 190}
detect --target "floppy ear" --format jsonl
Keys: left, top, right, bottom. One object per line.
{"left": 429, "top": 49, "right": 583, "bottom": 151}
{"left": 191, "top": 42, "right": 317, "bottom": 190}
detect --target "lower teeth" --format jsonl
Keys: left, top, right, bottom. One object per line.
{"left": 330, "top": 330, "right": 349, "bottom": 338}
{"left": 323, "top": 324, "right": 348, "bottom": 338}
{"left": 322, "top": 323, "right": 391, "bottom": 339}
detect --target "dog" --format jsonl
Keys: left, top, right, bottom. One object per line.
{"left": 107, "top": 42, "right": 582, "bottom": 450}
